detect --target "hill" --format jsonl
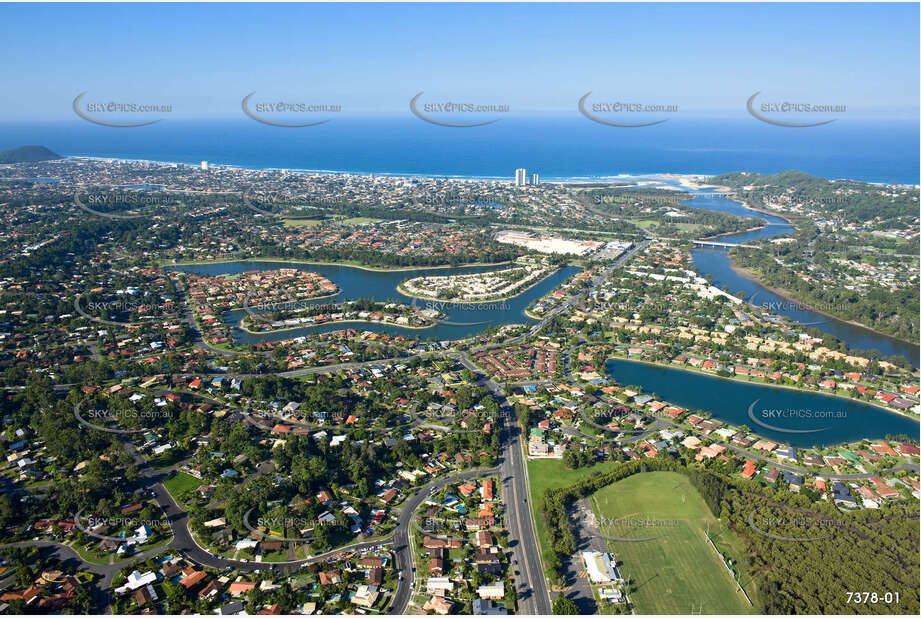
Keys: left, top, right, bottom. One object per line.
{"left": 0, "top": 145, "right": 62, "bottom": 164}
{"left": 708, "top": 170, "right": 919, "bottom": 224}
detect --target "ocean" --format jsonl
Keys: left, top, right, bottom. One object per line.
{"left": 1, "top": 116, "right": 918, "bottom": 184}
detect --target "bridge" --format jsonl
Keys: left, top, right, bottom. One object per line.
{"left": 656, "top": 236, "right": 759, "bottom": 249}
{"left": 692, "top": 239, "right": 759, "bottom": 248}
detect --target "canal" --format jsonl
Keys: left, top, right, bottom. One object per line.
{"left": 167, "top": 261, "right": 580, "bottom": 343}
{"left": 606, "top": 357, "right": 918, "bottom": 448}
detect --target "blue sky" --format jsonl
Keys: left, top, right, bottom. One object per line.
{"left": 0, "top": 2, "right": 918, "bottom": 120}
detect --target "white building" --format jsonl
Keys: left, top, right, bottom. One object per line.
{"left": 515, "top": 168, "right": 527, "bottom": 186}
{"left": 201, "top": 161, "right": 209, "bottom": 171}
{"left": 426, "top": 577, "right": 454, "bottom": 594}
{"left": 114, "top": 570, "right": 158, "bottom": 593}
{"left": 531, "top": 173, "right": 540, "bottom": 186}
{"left": 582, "top": 551, "right": 622, "bottom": 584}
{"left": 478, "top": 583, "right": 504, "bottom": 599}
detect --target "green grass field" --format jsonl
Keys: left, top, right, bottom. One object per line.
{"left": 591, "top": 471, "right": 755, "bottom": 614}
{"left": 340, "top": 216, "right": 378, "bottom": 225}
{"left": 630, "top": 218, "right": 659, "bottom": 230}
{"left": 526, "top": 459, "right": 620, "bottom": 560}
{"left": 163, "top": 472, "right": 200, "bottom": 498}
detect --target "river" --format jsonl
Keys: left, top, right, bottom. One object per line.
{"left": 641, "top": 178, "right": 919, "bottom": 367}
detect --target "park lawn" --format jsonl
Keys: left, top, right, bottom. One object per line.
{"left": 68, "top": 540, "right": 118, "bottom": 565}
{"left": 163, "top": 472, "right": 200, "bottom": 498}
{"left": 340, "top": 217, "right": 378, "bottom": 225}
{"left": 629, "top": 219, "right": 659, "bottom": 230}
{"left": 526, "top": 459, "right": 620, "bottom": 564}
{"left": 591, "top": 471, "right": 755, "bottom": 615}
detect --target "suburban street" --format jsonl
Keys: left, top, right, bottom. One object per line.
{"left": 458, "top": 352, "right": 552, "bottom": 615}
{"left": 12, "top": 233, "right": 912, "bottom": 615}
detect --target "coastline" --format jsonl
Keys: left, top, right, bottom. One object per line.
{"left": 64, "top": 157, "right": 917, "bottom": 187}
{"left": 606, "top": 353, "right": 920, "bottom": 423}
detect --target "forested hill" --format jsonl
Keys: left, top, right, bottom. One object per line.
{"left": 0, "top": 145, "right": 62, "bottom": 164}
{"left": 708, "top": 170, "right": 919, "bottom": 225}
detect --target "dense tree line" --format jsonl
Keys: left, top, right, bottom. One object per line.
{"left": 731, "top": 244, "right": 918, "bottom": 343}
{"left": 709, "top": 170, "right": 919, "bottom": 226}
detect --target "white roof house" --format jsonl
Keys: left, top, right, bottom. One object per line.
{"left": 115, "top": 570, "right": 158, "bottom": 593}
{"left": 426, "top": 577, "right": 454, "bottom": 593}
{"left": 582, "top": 551, "right": 621, "bottom": 584}
{"left": 477, "top": 583, "right": 505, "bottom": 599}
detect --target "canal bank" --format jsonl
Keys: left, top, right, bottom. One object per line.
{"left": 167, "top": 260, "right": 580, "bottom": 344}
{"left": 605, "top": 357, "right": 919, "bottom": 448}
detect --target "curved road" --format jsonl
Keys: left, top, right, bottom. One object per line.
{"left": 122, "top": 435, "right": 499, "bottom": 613}
{"left": 6, "top": 242, "right": 650, "bottom": 612}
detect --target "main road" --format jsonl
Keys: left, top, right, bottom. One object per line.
{"left": 458, "top": 352, "right": 552, "bottom": 615}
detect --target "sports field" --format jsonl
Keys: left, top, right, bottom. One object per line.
{"left": 591, "top": 471, "right": 756, "bottom": 614}
{"left": 527, "top": 459, "right": 620, "bottom": 560}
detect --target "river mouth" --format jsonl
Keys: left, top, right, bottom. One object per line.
{"left": 606, "top": 357, "right": 918, "bottom": 448}
{"left": 167, "top": 260, "right": 580, "bottom": 343}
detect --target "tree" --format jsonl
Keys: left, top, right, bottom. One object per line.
{"left": 552, "top": 595, "right": 580, "bottom": 615}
